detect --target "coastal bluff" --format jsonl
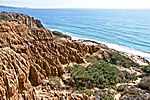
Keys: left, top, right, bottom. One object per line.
{"left": 0, "top": 12, "right": 100, "bottom": 99}
{"left": 0, "top": 12, "right": 150, "bottom": 100}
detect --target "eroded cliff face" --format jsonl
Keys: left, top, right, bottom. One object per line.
{"left": 0, "top": 12, "right": 44, "bottom": 28}
{"left": 0, "top": 17, "right": 100, "bottom": 99}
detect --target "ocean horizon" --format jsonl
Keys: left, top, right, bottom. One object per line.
{"left": 1, "top": 8, "right": 150, "bottom": 60}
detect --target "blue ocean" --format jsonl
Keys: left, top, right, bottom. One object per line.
{"left": 1, "top": 8, "right": 150, "bottom": 60}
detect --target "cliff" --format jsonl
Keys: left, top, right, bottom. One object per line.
{"left": 0, "top": 12, "right": 44, "bottom": 28}
{"left": 0, "top": 12, "right": 150, "bottom": 100}
{"left": 0, "top": 12, "right": 100, "bottom": 99}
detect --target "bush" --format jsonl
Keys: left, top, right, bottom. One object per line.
{"left": 143, "top": 66, "right": 150, "bottom": 74}
{"left": 86, "top": 55, "right": 98, "bottom": 63}
{"left": 0, "top": 15, "right": 10, "bottom": 20}
{"left": 71, "top": 60, "right": 119, "bottom": 89}
{"left": 103, "top": 52, "right": 137, "bottom": 68}
{"left": 79, "top": 89, "right": 94, "bottom": 96}
{"left": 70, "top": 55, "right": 137, "bottom": 90}
{"left": 117, "top": 85, "right": 125, "bottom": 92}
{"left": 117, "top": 71, "right": 137, "bottom": 83}
{"left": 49, "top": 76, "right": 61, "bottom": 88}
{"left": 101, "top": 93, "right": 114, "bottom": 100}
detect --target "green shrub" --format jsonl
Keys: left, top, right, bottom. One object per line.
{"left": 102, "top": 93, "right": 114, "bottom": 100}
{"left": 0, "top": 15, "right": 10, "bottom": 20}
{"left": 104, "top": 52, "right": 138, "bottom": 68}
{"left": 117, "top": 71, "right": 137, "bottom": 83}
{"left": 79, "top": 89, "right": 94, "bottom": 96}
{"left": 86, "top": 55, "right": 98, "bottom": 63}
{"left": 49, "top": 76, "right": 61, "bottom": 88}
{"left": 143, "top": 66, "right": 150, "bottom": 74}
{"left": 85, "top": 89, "right": 93, "bottom": 96}
{"left": 117, "top": 85, "right": 125, "bottom": 92}
{"left": 71, "top": 55, "right": 137, "bottom": 89}
{"left": 71, "top": 61, "right": 119, "bottom": 89}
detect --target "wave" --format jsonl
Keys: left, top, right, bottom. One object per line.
{"left": 61, "top": 25, "right": 150, "bottom": 50}
{"left": 74, "top": 25, "right": 150, "bottom": 50}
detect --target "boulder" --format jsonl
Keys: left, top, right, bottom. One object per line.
{"left": 52, "top": 31, "right": 72, "bottom": 40}
{"left": 138, "top": 77, "right": 150, "bottom": 90}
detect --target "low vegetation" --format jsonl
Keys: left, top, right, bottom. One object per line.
{"left": 117, "top": 85, "right": 125, "bottom": 92}
{"left": 49, "top": 76, "right": 61, "bottom": 89}
{"left": 0, "top": 15, "right": 10, "bottom": 20}
{"left": 143, "top": 66, "right": 150, "bottom": 74}
{"left": 103, "top": 52, "right": 138, "bottom": 68}
{"left": 79, "top": 89, "right": 94, "bottom": 96}
{"left": 70, "top": 55, "right": 137, "bottom": 89}
{"left": 101, "top": 93, "right": 114, "bottom": 100}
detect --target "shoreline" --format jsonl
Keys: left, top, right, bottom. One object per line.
{"left": 50, "top": 28, "right": 150, "bottom": 61}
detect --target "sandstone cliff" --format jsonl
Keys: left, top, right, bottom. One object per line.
{"left": 0, "top": 12, "right": 44, "bottom": 28}
{"left": 0, "top": 13, "right": 100, "bottom": 99}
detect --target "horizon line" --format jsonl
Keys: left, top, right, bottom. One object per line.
{"left": 1, "top": 5, "right": 150, "bottom": 10}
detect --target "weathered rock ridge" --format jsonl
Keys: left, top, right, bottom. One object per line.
{"left": 0, "top": 13, "right": 100, "bottom": 99}
{"left": 0, "top": 12, "right": 44, "bottom": 28}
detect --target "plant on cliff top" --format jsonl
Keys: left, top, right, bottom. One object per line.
{"left": 101, "top": 93, "right": 114, "bottom": 100}
{"left": 0, "top": 15, "right": 10, "bottom": 20}
{"left": 103, "top": 52, "right": 138, "bottom": 68}
{"left": 70, "top": 55, "right": 137, "bottom": 89}
{"left": 117, "top": 85, "right": 125, "bottom": 92}
{"left": 49, "top": 76, "right": 61, "bottom": 89}
{"left": 79, "top": 89, "right": 94, "bottom": 96}
{"left": 143, "top": 66, "right": 150, "bottom": 74}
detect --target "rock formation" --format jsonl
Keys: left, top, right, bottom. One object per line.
{"left": 0, "top": 12, "right": 44, "bottom": 28}
{"left": 0, "top": 12, "right": 100, "bottom": 99}
{"left": 52, "top": 31, "right": 72, "bottom": 40}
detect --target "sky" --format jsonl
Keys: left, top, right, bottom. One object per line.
{"left": 1, "top": 0, "right": 150, "bottom": 9}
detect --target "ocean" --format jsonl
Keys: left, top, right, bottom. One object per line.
{"left": 1, "top": 8, "right": 150, "bottom": 60}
